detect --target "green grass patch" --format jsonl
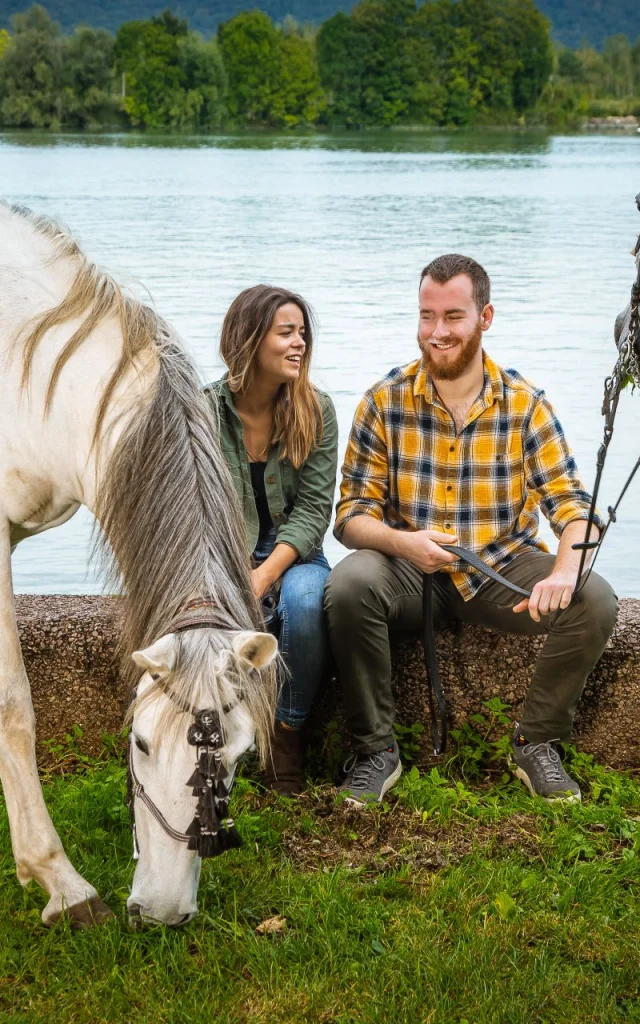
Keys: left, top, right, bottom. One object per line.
{"left": 1, "top": 716, "right": 639, "bottom": 1023}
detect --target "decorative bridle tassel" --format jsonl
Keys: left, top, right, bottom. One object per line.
{"left": 182, "top": 712, "right": 243, "bottom": 859}
{"left": 223, "top": 820, "right": 242, "bottom": 850}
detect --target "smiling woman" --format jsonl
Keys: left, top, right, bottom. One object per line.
{"left": 206, "top": 285, "right": 339, "bottom": 795}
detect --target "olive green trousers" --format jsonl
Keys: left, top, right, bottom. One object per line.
{"left": 324, "top": 548, "right": 618, "bottom": 754}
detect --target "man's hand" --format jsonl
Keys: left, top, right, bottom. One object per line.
{"left": 398, "top": 530, "right": 460, "bottom": 574}
{"left": 512, "top": 569, "right": 577, "bottom": 622}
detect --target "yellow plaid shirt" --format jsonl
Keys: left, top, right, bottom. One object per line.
{"left": 335, "top": 353, "right": 599, "bottom": 600}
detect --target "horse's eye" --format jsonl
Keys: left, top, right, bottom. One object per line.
{"left": 134, "top": 735, "right": 150, "bottom": 756}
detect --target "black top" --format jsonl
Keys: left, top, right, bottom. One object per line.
{"left": 249, "top": 461, "right": 274, "bottom": 542}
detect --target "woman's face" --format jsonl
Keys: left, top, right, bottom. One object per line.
{"left": 255, "top": 303, "right": 306, "bottom": 386}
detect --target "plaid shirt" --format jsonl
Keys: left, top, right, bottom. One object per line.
{"left": 335, "top": 353, "right": 599, "bottom": 600}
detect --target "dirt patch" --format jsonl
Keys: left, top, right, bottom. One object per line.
{"left": 259, "top": 790, "right": 543, "bottom": 874}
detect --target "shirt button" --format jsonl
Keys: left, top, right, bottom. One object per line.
{"left": 447, "top": 485, "right": 453, "bottom": 492}
{"left": 449, "top": 446, "right": 455, "bottom": 452}
{"left": 444, "top": 522, "right": 451, "bottom": 529}
{"left": 266, "top": 475, "right": 276, "bottom": 485}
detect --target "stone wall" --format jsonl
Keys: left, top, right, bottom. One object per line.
{"left": 15, "top": 595, "right": 640, "bottom": 770}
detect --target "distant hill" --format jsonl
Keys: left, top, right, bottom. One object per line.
{"left": 0, "top": 1, "right": 356, "bottom": 38}
{"left": 538, "top": 0, "right": 639, "bottom": 49}
{"left": 0, "top": 0, "right": 638, "bottom": 49}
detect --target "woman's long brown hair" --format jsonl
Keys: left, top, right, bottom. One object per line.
{"left": 219, "top": 284, "right": 323, "bottom": 468}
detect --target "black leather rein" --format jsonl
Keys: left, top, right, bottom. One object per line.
{"left": 422, "top": 544, "right": 532, "bottom": 756}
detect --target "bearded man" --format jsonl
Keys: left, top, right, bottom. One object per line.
{"left": 325, "top": 254, "right": 617, "bottom": 806}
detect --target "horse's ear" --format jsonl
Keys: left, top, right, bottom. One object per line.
{"left": 232, "top": 631, "right": 278, "bottom": 670}
{"left": 132, "top": 634, "right": 177, "bottom": 676}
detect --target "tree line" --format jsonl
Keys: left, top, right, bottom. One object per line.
{"left": 0, "top": 1, "right": 638, "bottom": 132}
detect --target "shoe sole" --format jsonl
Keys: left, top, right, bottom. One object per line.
{"left": 512, "top": 764, "right": 581, "bottom": 804}
{"left": 342, "top": 761, "right": 403, "bottom": 809}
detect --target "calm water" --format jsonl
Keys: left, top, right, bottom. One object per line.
{"left": 1, "top": 129, "right": 640, "bottom": 595}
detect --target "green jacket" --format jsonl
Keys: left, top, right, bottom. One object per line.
{"left": 206, "top": 376, "right": 339, "bottom": 561}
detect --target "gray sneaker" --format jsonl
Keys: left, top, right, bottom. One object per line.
{"left": 510, "top": 726, "right": 581, "bottom": 804}
{"left": 339, "top": 742, "right": 402, "bottom": 807}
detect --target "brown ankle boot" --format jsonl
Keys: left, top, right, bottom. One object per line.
{"left": 263, "top": 722, "right": 304, "bottom": 796}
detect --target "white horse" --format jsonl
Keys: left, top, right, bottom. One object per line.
{"left": 0, "top": 204, "right": 278, "bottom": 928}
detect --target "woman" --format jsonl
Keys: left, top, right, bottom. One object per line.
{"left": 207, "top": 285, "right": 338, "bottom": 794}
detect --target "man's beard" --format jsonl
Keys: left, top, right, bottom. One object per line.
{"left": 420, "top": 323, "right": 483, "bottom": 381}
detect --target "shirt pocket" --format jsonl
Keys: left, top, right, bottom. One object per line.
{"left": 493, "top": 435, "right": 525, "bottom": 522}
{"left": 220, "top": 440, "right": 246, "bottom": 493}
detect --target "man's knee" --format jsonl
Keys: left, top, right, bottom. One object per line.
{"left": 324, "top": 549, "right": 387, "bottom": 621}
{"left": 569, "top": 571, "right": 618, "bottom": 641}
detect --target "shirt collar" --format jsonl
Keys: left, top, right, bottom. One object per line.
{"left": 216, "top": 374, "right": 242, "bottom": 418}
{"left": 414, "top": 351, "right": 504, "bottom": 409}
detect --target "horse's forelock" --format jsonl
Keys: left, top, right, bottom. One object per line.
{"left": 130, "top": 629, "right": 277, "bottom": 764}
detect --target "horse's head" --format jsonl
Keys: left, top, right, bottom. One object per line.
{"left": 126, "top": 626, "right": 277, "bottom": 928}
{"left": 614, "top": 192, "right": 640, "bottom": 371}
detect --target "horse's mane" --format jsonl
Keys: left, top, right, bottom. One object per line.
{"left": 3, "top": 202, "right": 160, "bottom": 450}
{"left": 3, "top": 203, "right": 275, "bottom": 753}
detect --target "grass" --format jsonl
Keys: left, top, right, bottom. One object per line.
{"left": 1, "top": 708, "right": 639, "bottom": 1024}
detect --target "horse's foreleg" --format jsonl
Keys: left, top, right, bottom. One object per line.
{"left": 0, "top": 521, "right": 113, "bottom": 927}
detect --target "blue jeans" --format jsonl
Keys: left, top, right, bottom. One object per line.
{"left": 253, "top": 529, "right": 331, "bottom": 729}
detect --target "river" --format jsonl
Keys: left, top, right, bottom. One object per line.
{"left": 1, "top": 129, "right": 639, "bottom": 595}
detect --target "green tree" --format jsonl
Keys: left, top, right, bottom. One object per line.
{"left": 350, "top": 0, "right": 416, "bottom": 125}
{"left": 0, "top": 5, "right": 64, "bottom": 127}
{"left": 218, "top": 10, "right": 281, "bottom": 123}
{"left": 60, "top": 26, "right": 118, "bottom": 129}
{"left": 115, "top": 10, "right": 188, "bottom": 128}
{"left": 603, "top": 34, "right": 634, "bottom": 97}
{"left": 633, "top": 37, "right": 640, "bottom": 91}
{"left": 409, "top": 0, "right": 481, "bottom": 126}
{"left": 504, "top": 0, "right": 553, "bottom": 112}
{"left": 115, "top": 14, "right": 228, "bottom": 129}
{"left": 318, "top": 0, "right": 417, "bottom": 127}
{"left": 316, "top": 12, "right": 365, "bottom": 126}
{"left": 405, "top": 0, "right": 450, "bottom": 125}
{"left": 557, "top": 47, "right": 584, "bottom": 82}
{"left": 174, "top": 33, "right": 227, "bottom": 129}
{"left": 273, "top": 29, "right": 325, "bottom": 126}
{"left": 0, "top": 28, "right": 10, "bottom": 59}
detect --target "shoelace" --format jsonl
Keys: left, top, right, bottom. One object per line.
{"left": 343, "top": 752, "right": 387, "bottom": 789}
{"left": 521, "top": 739, "right": 566, "bottom": 785}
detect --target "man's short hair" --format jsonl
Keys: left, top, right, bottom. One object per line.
{"left": 420, "top": 254, "right": 491, "bottom": 311}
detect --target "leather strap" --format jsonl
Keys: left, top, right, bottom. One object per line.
{"left": 422, "top": 545, "right": 532, "bottom": 756}
{"left": 439, "top": 545, "right": 532, "bottom": 598}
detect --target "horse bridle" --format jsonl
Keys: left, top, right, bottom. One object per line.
{"left": 572, "top": 192, "right": 640, "bottom": 594}
{"left": 128, "top": 600, "right": 246, "bottom": 860}
{"left": 423, "top": 192, "right": 640, "bottom": 756}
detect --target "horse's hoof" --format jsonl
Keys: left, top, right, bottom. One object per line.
{"left": 45, "top": 895, "right": 115, "bottom": 929}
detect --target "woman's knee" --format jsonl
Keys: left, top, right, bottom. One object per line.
{"left": 280, "top": 563, "right": 328, "bottom": 635}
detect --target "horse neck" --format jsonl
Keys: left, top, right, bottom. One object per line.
{"left": 1, "top": 308, "right": 154, "bottom": 514}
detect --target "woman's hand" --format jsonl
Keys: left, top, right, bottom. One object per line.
{"left": 251, "top": 566, "right": 272, "bottom": 600}
{"left": 251, "top": 544, "right": 297, "bottom": 600}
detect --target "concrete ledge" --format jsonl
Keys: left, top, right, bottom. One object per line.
{"left": 15, "top": 595, "right": 640, "bottom": 770}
